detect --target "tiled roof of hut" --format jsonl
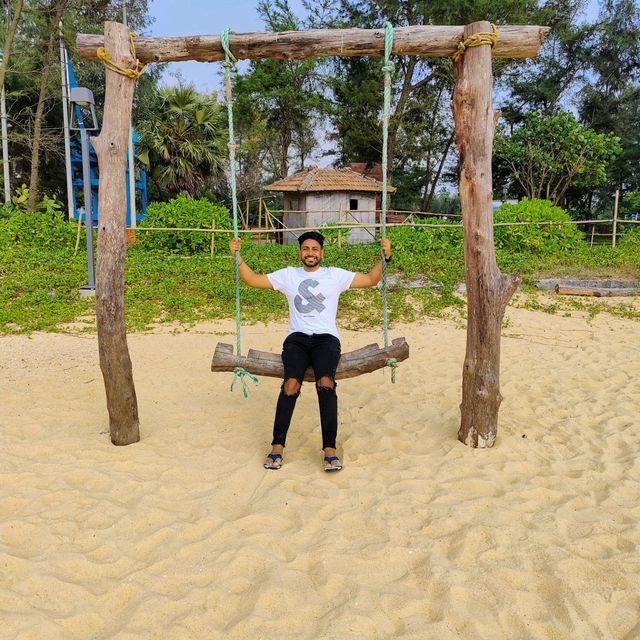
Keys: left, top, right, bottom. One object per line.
{"left": 265, "top": 166, "right": 395, "bottom": 193}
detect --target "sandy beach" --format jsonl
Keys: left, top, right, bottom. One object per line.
{"left": 2, "top": 303, "right": 639, "bottom": 639}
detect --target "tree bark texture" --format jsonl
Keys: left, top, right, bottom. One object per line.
{"left": 77, "top": 25, "right": 549, "bottom": 64}
{"left": 0, "top": 0, "right": 25, "bottom": 91}
{"left": 211, "top": 338, "right": 409, "bottom": 381}
{"left": 452, "top": 22, "right": 521, "bottom": 448}
{"left": 93, "top": 22, "right": 140, "bottom": 446}
{"left": 27, "top": 0, "right": 69, "bottom": 211}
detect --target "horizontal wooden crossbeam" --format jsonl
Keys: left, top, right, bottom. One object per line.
{"left": 77, "top": 25, "right": 549, "bottom": 63}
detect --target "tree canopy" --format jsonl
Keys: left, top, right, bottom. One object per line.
{"left": 1, "top": 0, "right": 638, "bottom": 218}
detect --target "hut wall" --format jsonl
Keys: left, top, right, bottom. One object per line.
{"left": 281, "top": 192, "right": 376, "bottom": 245}
{"left": 282, "top": 194, "right": 307, "bottom": 245}
{"left": 343, "top": 193, "right": 376, "bottom": 244}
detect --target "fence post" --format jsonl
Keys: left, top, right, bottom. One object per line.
{"left": 612, "top": 190, "right": 619, "bottom": 248}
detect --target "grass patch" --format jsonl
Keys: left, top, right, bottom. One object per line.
{"left": 1, "top": 221, "right": 639, "bottom": 335}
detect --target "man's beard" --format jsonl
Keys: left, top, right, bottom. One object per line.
{"left": 303, "top": 256, "right": 320, "bottom": 266}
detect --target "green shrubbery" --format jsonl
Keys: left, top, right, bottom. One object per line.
{"left": 137, "top": 195, "right": 232, "bottom": 254}
{"left": 617, "top": 228, "right": 640, "bottom": 269}
{"left": 493, "top": 198, "right": 585, "bottom": 254}
{"left": 1, "top": 193, "right": 639, "bottom": 335}
{"left": 387, "top": 220, "right": 464, "bottom": 281}
{"left": 0, "top": 186, "right": 76, "bottom": 250}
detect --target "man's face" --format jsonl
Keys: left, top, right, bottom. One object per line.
{"left": 299, "top": 240, "right": 323, "bottom": 269}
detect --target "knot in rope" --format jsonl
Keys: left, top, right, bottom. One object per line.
{"left": 452, "top": 24, "right": 498, "bottom": 64}
{"left": 221, "top": 27, "right": 237, "bottom": 69}
{"left": 381, "top": 60, "right": 395, "bottom": 74}
{"left": 385, "top": 357, "right": 398, "bottom": 384}
{"left": 231, "top": 367, "right": 258, "bottom": 398}
{"left": 96, "top": 32, "right": 145, "bottom": 80}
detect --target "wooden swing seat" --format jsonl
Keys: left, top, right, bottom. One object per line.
{"left": 211, "top": 337, "right": 409, "bottom": 381}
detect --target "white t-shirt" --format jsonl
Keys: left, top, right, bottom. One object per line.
{"left": 267, "top": 266, "right": 356, "bottom": 339}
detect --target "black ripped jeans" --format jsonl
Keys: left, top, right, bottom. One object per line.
{"left": 272, "top": 332, "right": 341, "bottom": 450}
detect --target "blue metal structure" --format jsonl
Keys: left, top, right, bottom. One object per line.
{"left": 66, "top": 50, "right": 147, "bottom": 227}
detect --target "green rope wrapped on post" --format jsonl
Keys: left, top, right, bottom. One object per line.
{"left": 381, "top": 22, "right": 397, "bottom": 382}
{"left": 221, "top": 27, "right": 257, "bottom": 397}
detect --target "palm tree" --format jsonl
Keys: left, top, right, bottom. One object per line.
{"left": 136, "top": 86, "right": 226, "bottom": 199}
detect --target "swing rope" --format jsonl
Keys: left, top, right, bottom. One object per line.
{"left": 381, "top": 22, "right": 398, "bottom": 383}
{"left": 219, "top": 25, "right": 400, "bottom": 387}
{"left": 221, "top": 28, "right": 257, "bottom": 396}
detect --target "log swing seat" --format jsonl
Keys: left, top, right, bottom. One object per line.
{"left": 210, "top": 25, "right": 409, "bottom": 386}
{"left": 211, "top": 338, "right": 410, "bottom": 381}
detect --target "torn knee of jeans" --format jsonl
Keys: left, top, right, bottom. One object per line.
{"left": 282, "top": 379, "right": 301, "bottom": 396}
{"left": 316, "top": 376, "right": 335, "bottom": 391}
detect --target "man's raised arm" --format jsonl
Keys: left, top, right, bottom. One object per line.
{"left": 229, "top": 238, "right": 273, "bottom": 289}
{"left": 350, "top": 238, "right": 392, "bottom": 289}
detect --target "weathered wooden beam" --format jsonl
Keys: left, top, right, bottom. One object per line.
{"left": 211, "top": 337, "right": 409, "bottom": 381}
{"left": 93, "top": 22, "right": 140, "bottom": 446}
{"left": 77, "top": 25, "right": 549, "bottom": 63}
{"left": 452, "top": 22, "right": 521, "bottom": 448}
{"left": 555, "top": 285, "right": 640, "bottom": 297}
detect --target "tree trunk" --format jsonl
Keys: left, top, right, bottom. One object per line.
{"left": 423, "top": 130, "right": 455, "bottom": 212}
{"left": 27, "top": 0, "right": 69, "bottom": 211}
{"left": 385, "top": 57, "right": 417, "bottom": 187}
{"left": 452, "top": 22, "right": 520, "bottom": 448}
{"left": 92, "top": 21, "right": 140, "bottom": 446}
{"left": 0, "top": 0, "right": 25, "bottom": 90}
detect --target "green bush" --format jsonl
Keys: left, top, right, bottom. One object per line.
{"left": 618, "top": 227, "right": 640, "bottom": 269}
{"left": 386, "top": 220, "right": 464, "bottom": 287}
{"left": 138, "top": 195, "right": 232, "bottom": 254}
{"left": 621, "top": 192, "right": 640, "bottom": 218}
{"left": 493, "top": 198, "right": 585, "bottom": 255}
{"left": 0, "top": 208, "right": 77, "bottom": 250}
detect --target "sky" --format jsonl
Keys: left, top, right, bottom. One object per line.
{"left": 146, "top": 0, "right": 306, "bottom": 93}
{"left": 146, "top": 0, "right": 601, "bottom": 93}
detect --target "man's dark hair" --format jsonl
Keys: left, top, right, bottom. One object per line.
{"left": 298, "top": 231, "right": 325, "bottom": 248}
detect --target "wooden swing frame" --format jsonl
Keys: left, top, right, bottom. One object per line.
{"left": 77, "top": 21, "right": 549, "bottom": 447}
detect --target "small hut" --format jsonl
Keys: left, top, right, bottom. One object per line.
{"left": 265, "top": 166, "right": 394, "bottom": 245}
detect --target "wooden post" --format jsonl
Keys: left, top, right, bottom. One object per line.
{"left": 92, "top": 21, "right": 140, "bottom": 446}
{"left": 258, "top": 196, "right": 263, "bottom": 242}
{"left": 452, "top": 21, "right": 520, "bottom": 448}
{"left": 612, "top": 189, "right": 619, "bottom": 248}
{"left": 338, "top": 203, "right": 343, "bottom": 247}
{"left": 590, "top": 225, "right": 595, "bottom": 247}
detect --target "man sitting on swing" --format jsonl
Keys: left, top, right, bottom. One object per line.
{"left": 229, "top": 230, "right": 392, "bottom": 472}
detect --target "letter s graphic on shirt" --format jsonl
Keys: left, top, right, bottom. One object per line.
{"left": 294, "top": 279, "right": 326, "bottom": 314}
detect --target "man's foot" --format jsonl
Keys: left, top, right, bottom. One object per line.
{"left": 264, "top": 445, "right": 284, "bottom": 470}
{"left": 323, "top": 448, "right": 342, "bottom": 472}
{"left": 264, "top": 453, "right": 283, "bottom": 470}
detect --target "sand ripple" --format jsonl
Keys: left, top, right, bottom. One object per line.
{"left": 1, "top": 310, "right": 639, "bottom": 639}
